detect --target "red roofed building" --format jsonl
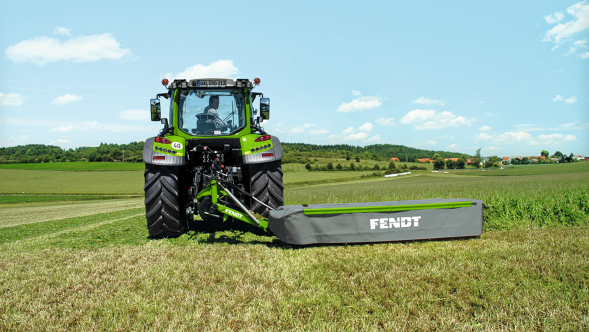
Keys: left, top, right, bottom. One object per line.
{"left": 391, "top": 157, "right": 400, "bottom": 162}
{"left": 417, "top": 158, "right": 431, "bottom": 163}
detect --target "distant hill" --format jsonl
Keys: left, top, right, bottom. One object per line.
{"left": 0, "top": 141, "right": 468, "bottom": 164}
{"left": 282, "top": 143, "right": 468, "bottom": 164}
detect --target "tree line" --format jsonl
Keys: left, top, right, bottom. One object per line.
{"left": 282, "top": 143, "right": 468, "bottom": 164}
{"left": 0, "top": 142, "right": 145, "bottom": 164}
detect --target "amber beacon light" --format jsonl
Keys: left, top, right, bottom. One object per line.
{"left": 161, "top": 78, "right": 169, "bottom": 86}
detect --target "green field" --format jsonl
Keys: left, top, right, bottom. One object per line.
{"left": 0, "top": 162, "right": 588, "bottom": 330}
{"left": 0, "top": 161, "right": 145, "bottom": 171}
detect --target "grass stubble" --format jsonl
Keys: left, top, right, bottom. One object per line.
{"left": 0, "top": 167, "right": 588, "bottom": 330}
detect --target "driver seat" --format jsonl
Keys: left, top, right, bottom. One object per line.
{"left": 194, "top": 113, "right": 216, "bottom": 135}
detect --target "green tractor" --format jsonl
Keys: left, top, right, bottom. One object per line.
{"left": 143, "top": 78, "right": 283, "bottom": 237}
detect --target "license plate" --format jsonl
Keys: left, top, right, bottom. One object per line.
{"left": 197, "top": 80, "right": 226, "bottom": 87}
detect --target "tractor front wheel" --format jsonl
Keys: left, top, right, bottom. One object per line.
{"left": 144, "top": 164, "right": 186, "bottom": 237}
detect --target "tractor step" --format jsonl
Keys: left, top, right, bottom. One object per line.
{"left": 268, "top": 198, "right": 484, "bottom": 245}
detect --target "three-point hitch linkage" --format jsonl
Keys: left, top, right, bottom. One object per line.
{"left": 193, "top": 145, "right": 271, "bottom": 232}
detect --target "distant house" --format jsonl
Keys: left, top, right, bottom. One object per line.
{"left": 391, "top": 157, "right": 400, "bottom": 162}
{"left": 530, "top": 158, "right": 538, "bottom": 162}
{"left": 501, "top": 157, "right": 510, "bottom": 164}
{"left": 550, "top": 158, "right": 559, "bottom": 163}
{"left": 444, "top": 158, "right": 459, "bottom": 162}
{"left": 574, "top": 155, "right": 585, "bottom": 160}
{"left": 466, "top": 158, "right": 477, "bottom": 165}
{"left": 538, "top": 156, "right": 546, "bottom": 160}
{"left": 417, "top": 158, "right": 431, "bottom": 163}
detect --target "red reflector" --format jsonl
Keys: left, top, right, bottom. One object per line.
{"left": 254, "top": 135, "right": 271, "bottom": 142}
{"left": 262, "top": 153, "right": 274, "bottom": 157}
{"left": 153, "top": 156, "right": 165, "bottom": 160}
{"left": 155, "top": 137, "right": 172, "bottom": 144}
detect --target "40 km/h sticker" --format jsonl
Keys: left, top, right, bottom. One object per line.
{"left": 171, "top": 142, "right": 183, "bottom": 150}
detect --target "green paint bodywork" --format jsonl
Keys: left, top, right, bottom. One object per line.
{"left": 303, "top": 201, "right": 473, "bottom": 215}
{"left": 153, "top": 86, "right": 273, "bottom": 157}
{"left": 196, "top": 180, "right": 269, "bottom": 232}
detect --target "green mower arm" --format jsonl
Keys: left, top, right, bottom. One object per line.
{"left": 197, "top": 180, "right": 269, "bottom": 232}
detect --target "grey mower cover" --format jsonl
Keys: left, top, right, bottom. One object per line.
{"left": 268, "top": 198, "right": 484, "bottom": 245}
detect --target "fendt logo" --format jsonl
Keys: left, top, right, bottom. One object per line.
{"left": 370, "top": 216, "right": 421, "bottom": 230}
{"left": 227, "top": 209, "right": 242, "bottom": 219}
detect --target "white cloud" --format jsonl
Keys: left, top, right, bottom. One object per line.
{"left": 49, "top": 139, "right": 71, "bottom": 145}
{"left": 352, "top": 90, "right": 361, "bottom": 96}
{"left": 341, "top": 126, "right": 355, "bottom": 135}
{"left": 412, "top": 96, "right": 446, "bottom": 106}
{"left": 118, "top": 109, "right": 149, "bottom": 121}
{"left": 479, "top": 125, "right": 492, "bottom": 131}
{"left": 553, "top": 94, "right": 576, "bottom": 103}
{"left": 544, "top": 12, "right": 565, "bottom": 24}
{"left": 0, "top": 135, "right": 30, "bottom": 144}
{"left": 309, "top": 128, "right": 329, "bottom": 135}
{"left": 2, "top": 117, "right": 158, "bottom": 134}
{"left": 559, "top": 122, "right": 576, "bottom": 128}
{"left": 5, "top": 33, "right": 132, "bottom": 65}
{"left": 0, "top": 92, "right": 24, "bottom": 106}
{"left": 400, "top": 109, "right": 473, "bottom": 130}
{"left": 363, "top": 135, "right": 382, "bottom": 143}
{"left": 476, "top": 133, "right": 494, "bottom": 141}
{"left": 337, "top": 96, "right": 382, "bottom": 112}
{"left": 538, "top": 133, "right": 578, "bottom": 142}
{"left": 50, "top": 94, "right": 83, "bottom": 105}
{"left": 446, "top": 144, "right": 460, "bottom": 151}
{"left": 359, "top": 122, "right": 373, "bottom": 132}
{"left": 581, "top": 51, "right": 589, "bottom": 58}
{"left": 376, "top": 117, "right": 395, "bottom": 126}
{"left": 483, "top": 146, "right": 504, "bottom": 153}
{"left": 289, "top": 123, "right": 316, "bottom": 134}
{"left": 568, "top": 39, "right": 588, "bottom": 55}
{"left": 53, "top": 26, "right": 72, "bottom": 36}
{"left": 166, "top": 60, "right": 239, "bottom": 81}
{"left": 426, "top": 140, "right": 437, "bottom": 146}
{"left": 49, "top": 125, "right": 74, "bottom": 132}
{"left": 327, "top": 127, "right": 372, "bottom": 142}
{"left": 494, "top": 131, "right": 536, "bottom": 144}
{"left": 343, "top": 132, "right": 369, "bottom": 140}
{"left": 268, "top": 123, "right": 286, "bottom": 134}
{"left": 543, "top": 1, "right": 589, "bottom": 44}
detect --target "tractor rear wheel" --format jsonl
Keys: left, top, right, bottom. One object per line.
{"left": 247, "top": 160, "right": 284, "bottom": 217}
{"left": 144, "top": 164, "right": 186, "bottom": 237}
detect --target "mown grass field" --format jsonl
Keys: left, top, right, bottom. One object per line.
{"left": 0, "top": 162, "right": 588, "bottom": 330}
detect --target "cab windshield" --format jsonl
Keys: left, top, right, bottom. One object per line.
{"left": 177, "top": 88, "right": 246, "bottom": 136}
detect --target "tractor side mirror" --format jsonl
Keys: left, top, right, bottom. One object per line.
{"left": 150, "top": 99, "right": 161, "bottom": 121}
{"left": 260, "top": 98, "right": 270, "bottom": 120}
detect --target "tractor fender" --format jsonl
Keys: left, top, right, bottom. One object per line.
{"left": 242, "top": 135, "right": 283, "bottom": 164}
{"left": 143, "top": 137, "right": 186, "bottom": 166}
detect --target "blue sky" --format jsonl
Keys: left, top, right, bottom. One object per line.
{"left": 1, "top": 0, "right": 587, "bottom": 157}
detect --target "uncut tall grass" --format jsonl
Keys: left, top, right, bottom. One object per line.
{"left": 285, "top": 172, "right": 589, "bottom": 230}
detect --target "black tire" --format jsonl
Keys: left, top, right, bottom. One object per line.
{"left": 247, "top": 160, "right": 284, "bottom": 217}
{"left": 144, "top": 164, "right": 186, "bottom": 237}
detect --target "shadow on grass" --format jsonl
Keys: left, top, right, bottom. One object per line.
{"left": 146, "top": 220, "right": 480, "bottom": 250}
